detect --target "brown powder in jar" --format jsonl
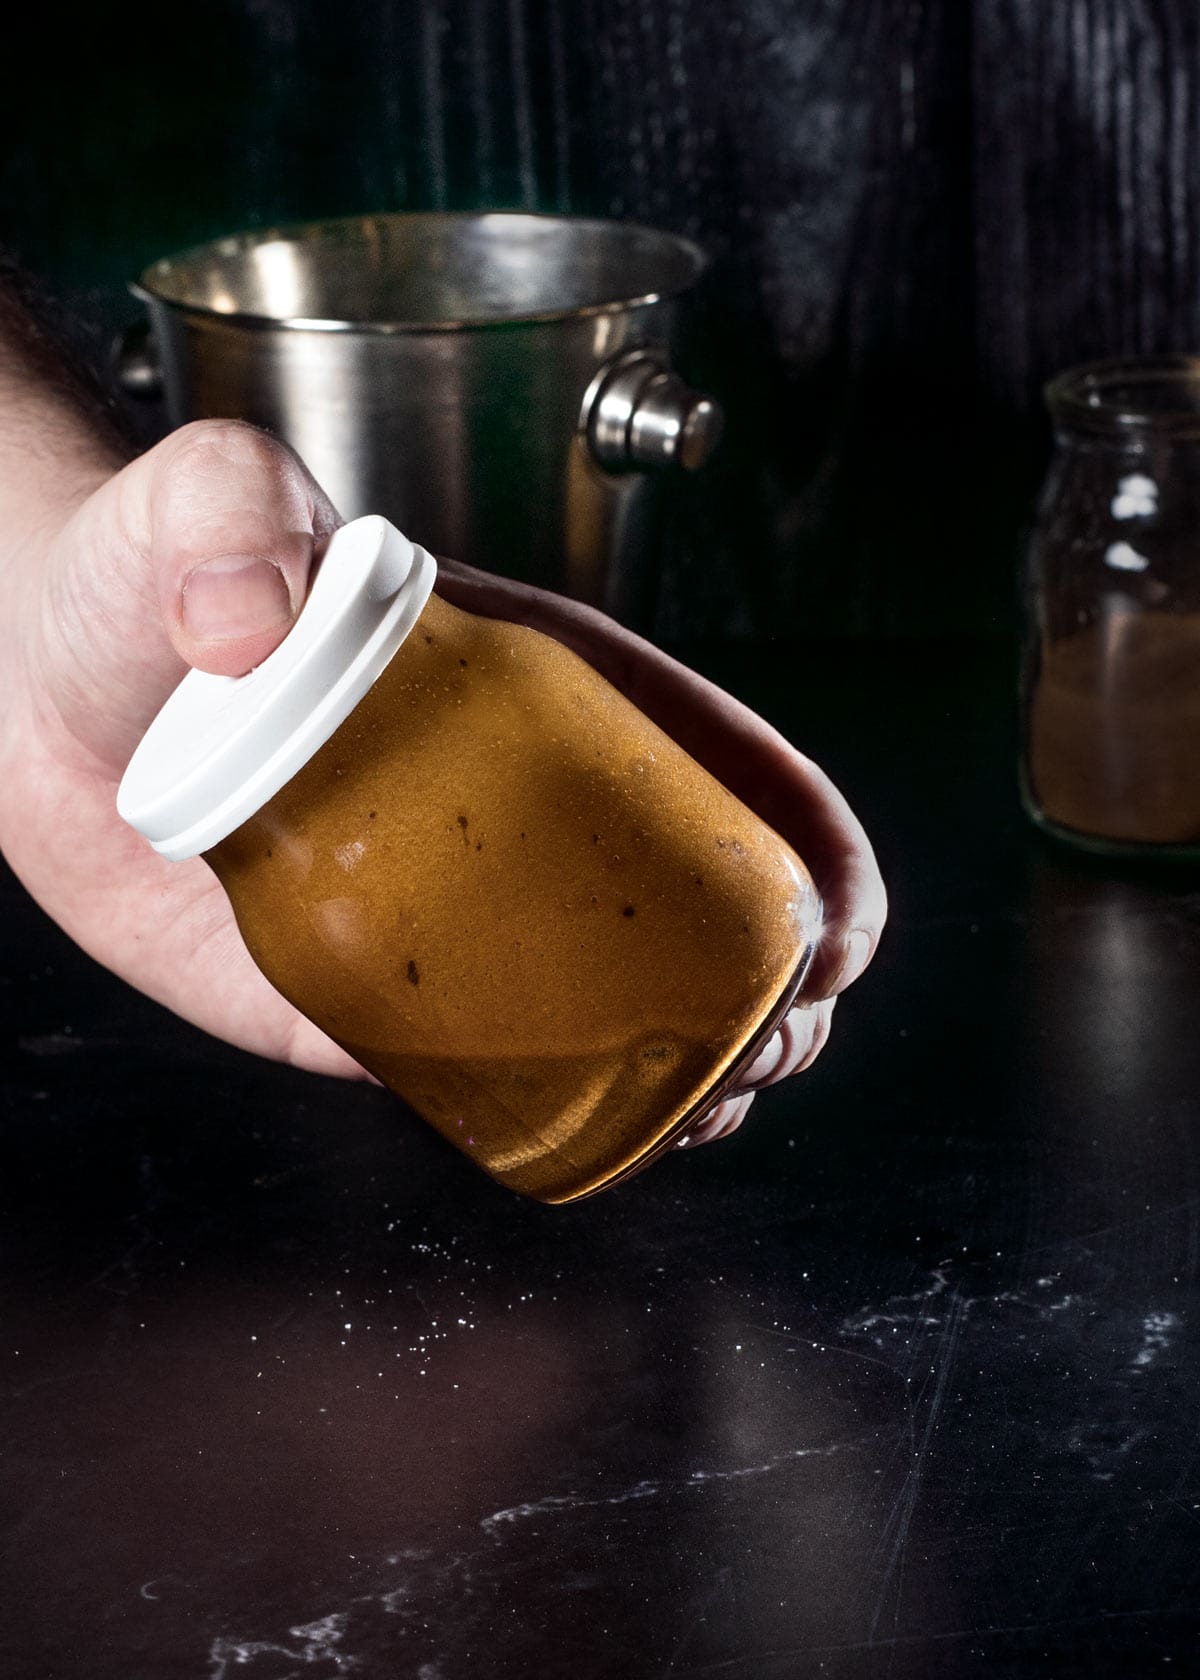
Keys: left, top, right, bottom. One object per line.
{"left": 1027, "top": 611, "right": 1200, "bottom": 845}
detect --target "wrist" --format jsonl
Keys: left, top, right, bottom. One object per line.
{"left": 0, "top": 418, "right": 120, "bottom": 566}
{"left": 0, "top": 260, "right": 131, "bottom": 550}
{"left": 0, "top": 465, "right": 111, "bottom": 772}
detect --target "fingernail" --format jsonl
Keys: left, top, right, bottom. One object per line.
{"left": 182, "top": 555, "right": 293, "bottom": 641}
{"left": 836, "top": 929, "right": 873, "bottom": 992}
{"left": 683, "top": 1110, "right": 720, "bottom": 1145}
{"left": 741, "top": 1028, "right": 785, "bottom": 1086}
{"left": 689, "top": 1096, "right": 738, "bottom": 1138}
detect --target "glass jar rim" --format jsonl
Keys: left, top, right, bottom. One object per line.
{"left": 1046, "top": 355, "right": 1200, "bottom": 437}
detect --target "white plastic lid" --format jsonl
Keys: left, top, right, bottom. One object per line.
{"left": 117, "top": 515, "right": 437, "bottom": 860}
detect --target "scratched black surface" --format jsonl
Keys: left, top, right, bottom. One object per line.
{"left": 2, "top": 642, "right": 1200, "bottom": 1678}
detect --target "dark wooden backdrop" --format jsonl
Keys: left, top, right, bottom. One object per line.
{"left": 5, "top": 0, "right": 1200, "bottom": 639}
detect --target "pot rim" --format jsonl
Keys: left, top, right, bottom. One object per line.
{"left": 131, "top": 210, "right": 710, "bottom": 335}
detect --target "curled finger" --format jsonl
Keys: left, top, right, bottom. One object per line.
{"left": 738, "top": 997, "right": 837, "bottom": 1091}
{"left": 677, "top": 1090, "right": 755, "bottom": 1149}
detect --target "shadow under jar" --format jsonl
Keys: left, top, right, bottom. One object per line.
{"left": 118, "top": 519, "right": 820, "bottom": 1203}
{"left": 1022, "top": 357, "right": 1200, "bottom": 857}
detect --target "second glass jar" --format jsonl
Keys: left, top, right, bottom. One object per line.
{"left": 1022, "top": 356, "right": 1200, "bottom": 856}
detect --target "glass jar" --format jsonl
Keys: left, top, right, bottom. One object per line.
{"left": 1021, "top": 356, "right": 1200, "bottom": 856}
{"left": 119, "top": 518, "right": 820, "bottom": 1203}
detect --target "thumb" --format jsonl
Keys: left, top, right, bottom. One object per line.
{"left": 39, "top": 419, "right": 340, "bottom": 770}
{"left": 140, "top": 419, "right": 340, "bottom": 678}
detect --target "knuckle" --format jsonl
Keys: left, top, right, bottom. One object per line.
{"left": 783, "top": 1005, "right": 816, "bottom": 1063}
{"left": 795, "top": 1000, "right": 834, "bottom": 1072}
{"left": 875, "top": 879, "right": 890, "bottom": 927}
{"left": 168, "top": 419, "right": 298, "bottom": 485}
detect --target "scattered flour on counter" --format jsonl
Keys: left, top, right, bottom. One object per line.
{"left": 480, "top": 1435, "right": 859, "bottom": 1541}
{"left": 209, "top": 1612, "right": 355, "bottom": 1677}
{"left": 1131, "top": 1310, "right": 1179, "bottom": 1370}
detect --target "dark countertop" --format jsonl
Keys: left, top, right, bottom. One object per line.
{"left": 3, "top": 640, "right": 1200, "bottom": 1679}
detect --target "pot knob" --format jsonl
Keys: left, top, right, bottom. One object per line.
{"left": 586, "top": 351, "right": 724, "bottom": 473}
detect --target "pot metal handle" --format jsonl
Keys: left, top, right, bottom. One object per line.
{"left": 113, "top": 318, "right": 163, "bottom": 399}
{"left": 585, "top": 351, "right": 723, "bottom": 473}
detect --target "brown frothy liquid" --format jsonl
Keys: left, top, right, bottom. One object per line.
{"left": 1027, "top": 612, "right": 1200, "bottom": 846}
{"left": 208, "top": 594, "right": 818, "bottom": 1201}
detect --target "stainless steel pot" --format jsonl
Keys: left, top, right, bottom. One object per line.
{"left": 118, "top": 212, "right": 722, "bottom": 622}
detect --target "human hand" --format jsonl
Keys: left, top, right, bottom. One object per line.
{"left": 0, "top": 420, "right": 355, "bottom": 1078}
{"left": 0, "top": 419, "right": 885, "bottom": 1140}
